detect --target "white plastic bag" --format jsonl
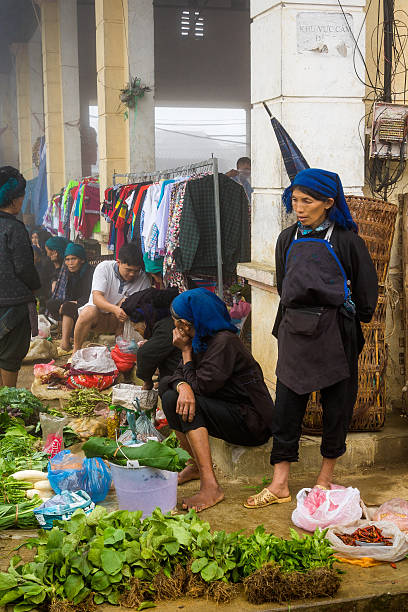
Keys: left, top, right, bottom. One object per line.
{"left": 327, "top": 520, "right": 408, "bottom": 562}
{"left": 292, "top": 486, "right": 362, "bottom": 531}
{"left": 70, "top": 346, "right": 116, "bottom": 374}
{"left": 112, "top": 383, "right": 158, "bottom": 411}
{"left": 37, "top": 314, "right": 51, "bottom": 339}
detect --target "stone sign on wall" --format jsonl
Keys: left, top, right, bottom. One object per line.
{"left": 296, "top": 12, "right": 354, "bottom": 57}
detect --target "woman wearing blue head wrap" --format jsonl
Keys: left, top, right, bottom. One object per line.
{"left": 159, "top": 288, "right": 275, "bottom": 512}
{"left": 46, "top": 242, "right": 94, "bottom": 355}
{"left": 245, "top": 168, "right": 378, "bottom": 510}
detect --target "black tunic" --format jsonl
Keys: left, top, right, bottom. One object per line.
{"left": 272, "top": 223, "right": 378, "bottom": 353}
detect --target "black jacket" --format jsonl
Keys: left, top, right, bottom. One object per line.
{"left": 65, "top": 264, "right": 94, "bottom": 308}
{"left": 0, "top": 211, "right": 41, "bottom": 306}
{"left": 136, "top": 316, "right": 181, "bottom": 382}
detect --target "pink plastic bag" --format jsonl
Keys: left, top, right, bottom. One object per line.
{"left": 373, "top": 499, "right": 408, "bottom": 532}
{"left": 229, "top": 301, "right": 251, "bottom": 319}
{"left": 33, "top": 360, "right": 56, "bottom": 377}
{"left": 292, "top": 486, "right": 362, "bottom": 531}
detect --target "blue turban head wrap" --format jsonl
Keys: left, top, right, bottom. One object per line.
{"left": 282, "top": 168, "right": 358, "bottom": 233}
{"left": 45, "top": 236, "right": 68, "bottom": 259}
{"left": 0, "top": 166, "right": 26, "bottom": 208}
{"left": 171, "top": 288, "right": 238, "bottom": 353}
{"left": 64, "top": 242, "right": 87, "bottom": 261}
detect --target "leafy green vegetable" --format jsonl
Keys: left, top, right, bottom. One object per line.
{"left": 0, "top": 507, "right": 336, "bottom": 610}
{"left": 82, "top": 437, "right": 190, "bottom": 472}
{"left": 0, "top": 387, "right": 44, "bottom": 427}
{"left": 0, "top": 498, "right": 43, "bottom": 531}
{"left": 0, "top": 422, "right": 48, "bottom": 476}
{"left": 64, "top": 388, "right": 110, "bottom": 417}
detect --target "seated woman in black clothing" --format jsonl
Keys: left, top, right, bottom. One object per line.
{"left": 46, "top": 243, "right": 94, "bottom": 354}
{"left": 45, "top": 236, "right": 68, "bottom": 292}
{"left": 159, "top": 288, "right": 274, "bottom": 512}
{"left": 122, "top": 287, "right": 181, "bottom": 389}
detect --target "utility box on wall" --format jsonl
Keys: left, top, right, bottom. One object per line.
{"left": 370, "top": 102, "right": 408, "bottom": 159}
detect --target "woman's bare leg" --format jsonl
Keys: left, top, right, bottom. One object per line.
{"left": 61, "top": 315, "right": 74, "bottom": 351}
{"left": 175, "top": 431, "right": 200, "bottom": 484}
{"left": 316, "top": 457, "right": 337, "bottom": 488}
{"left": 245, "top": 461, "right": 291, "bottom": 506}
{"left": 181, "top": 427, "right": 224, "bottom": 511}
{"left": 0, "top": 369, "right": 18, "bottom": 387}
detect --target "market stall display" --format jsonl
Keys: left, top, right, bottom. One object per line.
{"left": 0, "top": 508, "right": 339, "bottom": 609}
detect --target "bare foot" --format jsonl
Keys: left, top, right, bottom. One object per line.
{"left": 245, "top": 484, "right": 290, "bottom": 507}
{"left": 178, "top": 463, "right": 200, "bottom": 485}
{"left": 315, "top": 481, "right": 332, "bottom": 490}
{"left": 182, "top": 485, "right": 224, "bottom": 512}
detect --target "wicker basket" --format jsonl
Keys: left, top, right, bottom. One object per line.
{"left": 302, "top": 196, "right": 397, "bottom": 433}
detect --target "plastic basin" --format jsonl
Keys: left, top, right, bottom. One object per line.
{"left": 109, "top": 462, "right": 178, "bottom": 518}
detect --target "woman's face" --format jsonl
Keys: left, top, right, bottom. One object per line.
{"left": 31, "top": 232, "right": 39, "bottom": 247}
{"left": 173, "top": 317, "right": 195, "bottom": 338}
{"left": 65, "top": 255, "right": 83, "bottom": 273}
{"left": 45, "top": 246, "right": 59, "bottom": 263}
{"left": 291, "top": 188, "right": 334, "bottom": 229}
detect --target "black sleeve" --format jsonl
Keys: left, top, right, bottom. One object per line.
{"left": 167, "top": 334, "right": 238, "bottom": 396}
{"left": 9, "top": 224, "right": 41, "bottom": 291}
{"left": 136, "top": 319, "right": 177, "bottom": 382}
{"left": 275, "top": 233, "right": 285, "bottom": 297}
{"left": 348, "top": 234, "right": 378, "bottom": 323}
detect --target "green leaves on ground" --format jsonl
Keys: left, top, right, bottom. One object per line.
{"left": 82, "top": 436, "right": 191, "bottom": 471}
{"left": 0, "top": 506, "right": 335, "bottom": 610}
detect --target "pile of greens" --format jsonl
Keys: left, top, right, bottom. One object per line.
{"left": 0, "top": 506, "right": 336, "bottom": 610}
{"left": 0, "top": 422, "right": 47, "bottom": 476}
{"left": 0, "top": 498, "right": 42, "bottom": 531}
{"left": 0, "top": 387, "right": 43, "bottom": 429}
{"left": 82, "top": 436, "right": 190, "bottom": 472}
{"left": 64, "top": 388, "right": 110, "bottom": 417}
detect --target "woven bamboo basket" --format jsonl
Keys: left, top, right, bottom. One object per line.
{"left": 302, "top": 196, "right": 397, "bottom": 433}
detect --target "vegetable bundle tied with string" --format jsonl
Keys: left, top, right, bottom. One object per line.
{"left": 82, "top": 436, "right": 190, "bottom": 472}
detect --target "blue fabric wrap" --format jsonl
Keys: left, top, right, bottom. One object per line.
{"left": 0, "top": 178, "right": 18, "bottom": 206}
{"left": 64, "top": 242, "right": 87, "bottom": 261}
{"left": 45, "top": 236, "right": 68, "bottom": 258}
{"left": 171, "top": 288, "right": 238, "bottom": 353}
{"left": 282, "top": 168, "right": 358, "bottom": 233}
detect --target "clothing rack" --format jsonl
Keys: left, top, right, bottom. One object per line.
{"left": 112, "top": 158, "right": 223, "bottom": 299}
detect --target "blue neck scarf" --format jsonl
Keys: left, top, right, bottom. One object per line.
{"left": 282, "top": 168, "right": 358, "bottom": 233}
{"left": 297, "top": 218, "right": 332, "bottom": 236}
{"left": 171, "top": 288, "right": 238, "bottom": 353}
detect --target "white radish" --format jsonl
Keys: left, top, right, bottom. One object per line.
{"left": 33, "top": 480, "right": 53, "bottom": 492}
{"left": 11, "top": 470, "right": 47, "bottom": 482}
{"left": 26, "top": 489, "right": 38, "bottom": 499}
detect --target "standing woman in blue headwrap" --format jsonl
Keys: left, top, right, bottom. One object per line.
{"left": 159, "top": 288, "right": 275, "bottom": 512}
{"left": 245, "top": 168, "right": 378, "bottom": 509}
{"left": 0, "top": 167, "right": 41, "bottom": 386}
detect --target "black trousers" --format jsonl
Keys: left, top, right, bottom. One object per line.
{"left": 161, "top": 389, "right": 269, "bottom": 447}
{"left": 270, "top": 370, "right": 358, "bottom": 465}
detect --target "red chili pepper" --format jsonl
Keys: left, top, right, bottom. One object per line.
{"left": 391, "top": 563, "right": 397, "bottom": 569}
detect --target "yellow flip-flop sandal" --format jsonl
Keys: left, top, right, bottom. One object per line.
{"left": 243, "top": 488, "right": 292, "bottom": 509}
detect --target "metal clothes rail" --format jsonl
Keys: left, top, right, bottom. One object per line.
{"left": 112, "top": 158, "right": 223, "bottom": 299}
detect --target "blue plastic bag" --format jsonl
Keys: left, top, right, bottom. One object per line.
{"left": 34, "top": 490, "right": 95, "bottom": 530}
{"left": 48, "top": 450, "right": 111, "bottom": 503}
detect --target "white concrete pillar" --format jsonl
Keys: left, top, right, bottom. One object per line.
{"left": 58, "top": 0, "right": 82, "bottom": 180}
{"left": 0, "top": 69, "right": 19, "bottom": 168}
{"left": 239, "top": 0, "right": 366, "bottom": 388}
{"left": 28, "top": 27, "right": 45, "bottom": 163}
{"left": 127, "top": 0, "right": 155, "bottom": 172}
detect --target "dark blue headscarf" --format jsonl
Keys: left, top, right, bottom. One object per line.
{"left": 282, "top": 168, "right": 358, "bottom": 233}
{"left": 171, "top": 288, "right": 238, "bottom": 353}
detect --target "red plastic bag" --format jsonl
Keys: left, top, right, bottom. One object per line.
{"left": 67, "top": 373, "right": 117, "bottom": 390}
{"left": 111, "top": 344, "right": 137, "bottom": 372}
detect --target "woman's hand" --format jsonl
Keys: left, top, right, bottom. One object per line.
{"left": 173, "top": 327, "right": 192, "bottom": 351}
{"left": 176, "top": 383, "right": 196, "bottom": 422}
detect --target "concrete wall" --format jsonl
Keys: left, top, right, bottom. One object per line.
{"left": 154, "top": 6, "right": 250, "bottom": 108}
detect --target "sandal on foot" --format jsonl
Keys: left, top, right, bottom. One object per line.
{"left": 243, "top": 488, "right": 292, "bottom": 509}
{"left": 57, "top": 346, "right": 72, "bottom": 357}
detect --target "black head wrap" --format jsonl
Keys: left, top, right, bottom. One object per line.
{"left": 122, "top": 287, "right": 179, "bottom": 338}
{"left": 0, "top": 166, "right": 26, "bottom": 209}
